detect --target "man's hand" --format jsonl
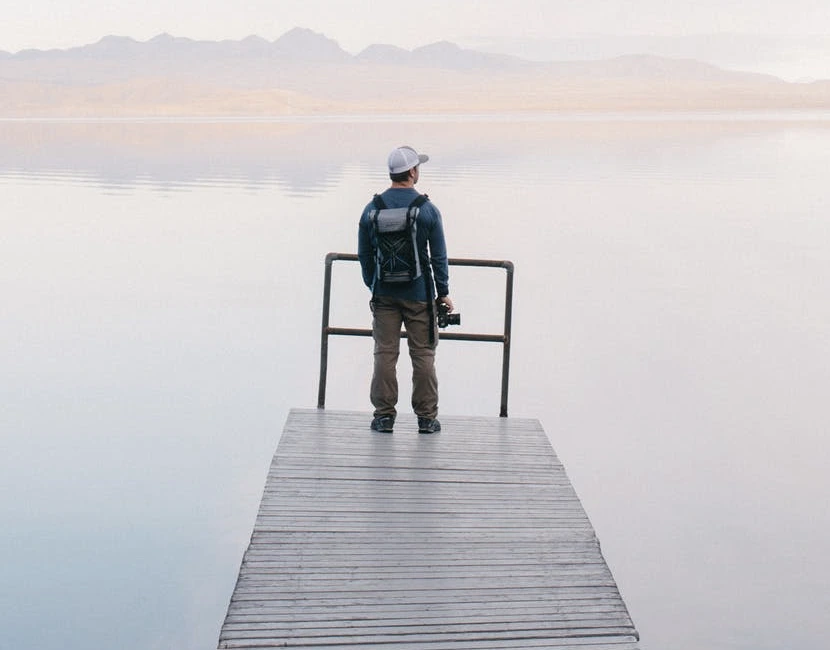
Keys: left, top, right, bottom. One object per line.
{"left": 438, "top": 296, "right": 454, "bottom": 312}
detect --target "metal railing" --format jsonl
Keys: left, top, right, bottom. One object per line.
{"left": 318, "top": 253, "right": 515, "bottom": 417}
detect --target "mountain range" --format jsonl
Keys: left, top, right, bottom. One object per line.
{"left": 2, "top": 27, "right": 829, "bottom": 117}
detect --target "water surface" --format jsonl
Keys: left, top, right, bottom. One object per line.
{"left": 1, "top": 115, "right": 829, "bottom": 650}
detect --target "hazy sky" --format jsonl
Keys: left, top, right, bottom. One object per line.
{"left": 7, "top": 0, "right": 830, "bottom": 54}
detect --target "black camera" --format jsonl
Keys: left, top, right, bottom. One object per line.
{"left": 436, "top": 301, "right": 460, "bottom": 328}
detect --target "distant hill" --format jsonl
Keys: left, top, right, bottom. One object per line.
{"left": 488, "top": 33, "right": 830, "bottom": 83}
{"left": 1, "top": 28, "right": 529, "bottom": 73}
{"left": 2, "top": 28, "right": 829, "bottom": 117}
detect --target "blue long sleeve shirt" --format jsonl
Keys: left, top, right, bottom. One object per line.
{"left": 358, "top": 188, "right": 449, "bottom": 301}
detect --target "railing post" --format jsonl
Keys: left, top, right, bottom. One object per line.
{"left": 317, "top": 253, "right": 336, "bottom": 409}
{"left": 500, "top": 261, "right": 514, "bottom": 418}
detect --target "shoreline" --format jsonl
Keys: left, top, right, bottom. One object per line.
{"left": 4, "top": 108, "right": 830, "bottom": 124}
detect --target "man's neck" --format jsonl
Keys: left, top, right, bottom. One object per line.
{"left": 390, "top": 180, "right": 415, "bottom": 189}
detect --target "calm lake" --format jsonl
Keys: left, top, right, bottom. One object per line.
{"left": 2, "top": 114, "right": 829, "bottom": 650}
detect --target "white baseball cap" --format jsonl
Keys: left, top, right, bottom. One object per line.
{"left": 388, "top": 145, "right": 429, "bottom": 174}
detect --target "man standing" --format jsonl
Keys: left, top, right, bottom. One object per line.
{"left": 358, "top": 145, "right": 454, "bottom": 434}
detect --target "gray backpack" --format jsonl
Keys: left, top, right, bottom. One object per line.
{"left": 370, "top": 194, "right": 429, "bottom": 284}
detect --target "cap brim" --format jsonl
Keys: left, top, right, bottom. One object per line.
{"left": 418, "top": 154, "right": 429, "bottom": 165}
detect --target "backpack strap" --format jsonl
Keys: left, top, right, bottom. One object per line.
{"left": 408, "top": 193, "right": 429, "bottom": 210}
{"left": 372, "top": 194, "right": 387, "bottom": 210}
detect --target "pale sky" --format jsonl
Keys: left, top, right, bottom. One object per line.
{"left": 7, "top": 0, "right": 830, "bottom": 54}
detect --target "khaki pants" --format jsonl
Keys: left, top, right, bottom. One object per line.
{"left": 370, "top": 296, "right": 438, "bottom": 419}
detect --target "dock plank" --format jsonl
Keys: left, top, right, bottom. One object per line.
{"left": 219, "top": 409, "right": 639, "bottom": 649}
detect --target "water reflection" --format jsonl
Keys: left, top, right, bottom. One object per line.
{"left": 0, "top": 121, "right": 349, "bottom": 194}
{"left": 3, "top": 117, "right": 818, "bottom": 194}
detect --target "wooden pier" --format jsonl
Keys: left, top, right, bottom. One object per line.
{"left": 219, "top": 408, "right": 639, "bottom": 649}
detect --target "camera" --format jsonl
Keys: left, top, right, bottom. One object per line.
{"left": 436, "top": 301, "right": 460, "bottom": 328}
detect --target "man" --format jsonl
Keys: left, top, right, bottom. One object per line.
{"left": 357, "top": 145, "right": 454, "bottom": 434}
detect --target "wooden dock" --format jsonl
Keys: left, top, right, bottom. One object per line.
{"left": 219, "top": 408, "right": 639, "bottom": 649}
